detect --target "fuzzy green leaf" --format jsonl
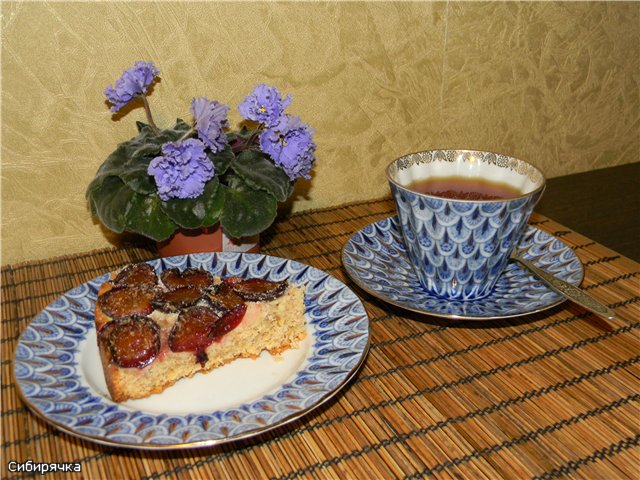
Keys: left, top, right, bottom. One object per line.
{"left": 119, "top": 158, "right": 158, "bottom": 194}
{"left": 90, "top": 176, "right": 135, "bottom": 233}
{"left": 220, "top": 185, "right": 277, "bottom": 238}
{"left": 224, "top": 173, "right": 253, "bottom": 192}
{"left": 87, "top": 175, "right": 177, "bottom": 240}
{"left": 124, "top": 194, "right": 177, "bottom": 241}
{"left": 160, "top": 178, "right": 224, "bottom": 229}
{"left": 208, "top": 145, "right": 234, "bottom": 175}
{"left": 231, "top": 150, "right": 293, "bottom": 202}
{"left": 86, "top": 119, "right": 198, "bottom": 240}
{"left": 88, "top": 119, "right": 191, "bottom": 196}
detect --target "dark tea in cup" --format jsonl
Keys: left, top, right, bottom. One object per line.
{"left": 407, "top": 177, "right": 522, "bottom": 201}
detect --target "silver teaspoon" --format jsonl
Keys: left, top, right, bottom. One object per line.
{"left": 510, "top": 253, "right": 616, "bottom": 320}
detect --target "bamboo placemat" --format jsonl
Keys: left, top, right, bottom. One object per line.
{"left": 2, "top": 197, "right": 639, "bottom": 479}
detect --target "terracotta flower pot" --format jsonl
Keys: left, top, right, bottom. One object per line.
{"left": 156, "top": 224, "right": 259, "bottom": 257}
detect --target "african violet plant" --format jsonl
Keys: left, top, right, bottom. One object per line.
{"left": 86, "top": 61, "right": 316, "bottom": 241}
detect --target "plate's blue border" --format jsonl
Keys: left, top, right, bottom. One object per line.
{"left": 342, "top": 217, "right": 584, "bottom": 320}
{"left": 14, "top": 253, "right": 370, "bottom": 450}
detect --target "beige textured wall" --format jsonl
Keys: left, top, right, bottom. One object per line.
{"left": 2, "top": 1, "right": 639, "bottom": 265}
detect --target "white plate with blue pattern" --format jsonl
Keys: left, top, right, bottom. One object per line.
{"left": 342, "top": 216, "right": 584, "bottom": 320}
{"left": 14, "top": 253, "right": 370, "bottom": 450}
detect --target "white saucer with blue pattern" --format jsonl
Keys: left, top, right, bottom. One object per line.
{"left": 14, "top": 253, "right": 370, "bottom": 449}
{"left": 342, "top": 216, "right": 584, "bottom": 320}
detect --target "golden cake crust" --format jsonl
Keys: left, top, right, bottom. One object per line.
{"left": 95, "top": 265, "right": 306, "bottom": 403}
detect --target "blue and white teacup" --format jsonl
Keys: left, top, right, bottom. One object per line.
{"left": 386, "top": 150, "right": 546, "bottom": 300}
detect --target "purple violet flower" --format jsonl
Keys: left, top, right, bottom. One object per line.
{"left": 190, "top": 97, "right": 230, "bottom": 153}
{"left": 104, "top": 61, "right": 160, "bottom": 112}
{"left": 147, "top": 138, "right": 215, "bottom": 201}
{"left": 238, "top": 84, "right": 292, "bottom": 128}
{"left": 260, "top": 115, "right": 316, "bottom": 181}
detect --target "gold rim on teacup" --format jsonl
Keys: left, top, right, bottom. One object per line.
{"left": 386, "top": 149, "right": 546, "bottom": 202}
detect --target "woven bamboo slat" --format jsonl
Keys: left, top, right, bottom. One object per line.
{"left": 2, "top": 198, "right": 638, "bottom": 479}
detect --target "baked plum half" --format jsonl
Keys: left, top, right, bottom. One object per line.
{"left": 169, "top": 304, "right": 247, "bottom": 366}
{"left": 98, "top": 286, "right": 155, "bottom": 319}
{"left": 152, "top": 286, "right": 206, "bottom": 313}
{"left": 204, "top": 283, "right": 245, "bottom": 316}
{"left": 99, "top": 316, "right": 161, "bottom": 369}
{"left": 228, "top": 278, "right": 288, "bottom": 302}
{"left": 161, "top": 268, "right": 215, "bottom": 290}
{"left": 113, "top": 263, "right": 158, "bottom": 288}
